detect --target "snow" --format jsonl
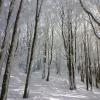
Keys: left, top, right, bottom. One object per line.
{"left": 0, "top": 67, "right": 100, "bottom": 100}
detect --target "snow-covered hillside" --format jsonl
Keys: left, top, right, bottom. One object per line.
{"left": 2, "top": 67, "right": 99, "bottom": 100}
{"left": 0, "top": 0, "right": 100, "bottom": 100}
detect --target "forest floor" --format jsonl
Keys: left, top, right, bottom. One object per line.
{"left": 0, "top": 67, "right": 100, "bottom": 100}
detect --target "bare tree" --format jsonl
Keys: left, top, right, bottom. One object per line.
{"left": 0, "top": 0, "right": 16, "bottom": 75}
{"left": 87, "top": 34, "right": 92, "bottom": 90}
{"left": 46, "top": 27, "right": 54, "bottom": 81}
{"left": 1, "top": 0, "right": 15, "bottom": 50}
{"left": 80, "top": 42, "right": 85, "bottom": 82}
{"left": 42, "top": 17, "right": 49, "bottom": 79}
{"left": 42, "top": 41, "right": 47, "bottom": 79}
{"left": 0, "top": 0, "right": 23, "bottom": 100}
{"left": 60, "top": 4, "right": 76, "bottom": 90}
{"left": 25, "top": 23, "right": 32, "bottom": 73}
{"left": 96, "top": 40, "right": 100, "bottom": 88}
{"left": 56, "top": 51, "right": 61, "bottom": 75}
{"left": 23, "top": 0, "right": 43, "bottom": 98}
{"left": 83, "top": 23, "right": 89, "bottom": 90}
{"left": 79, "top": 0, "right": 100, "bottom": 39}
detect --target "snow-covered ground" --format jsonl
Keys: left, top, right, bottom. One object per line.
{"left": 0, "top": 67, "right": 100, "bottom": 100}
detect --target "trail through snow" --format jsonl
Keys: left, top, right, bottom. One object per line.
{"left": 0, "top": 68, "right": 100, "bottom": 100}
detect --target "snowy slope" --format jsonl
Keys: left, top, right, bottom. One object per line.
{"left": 1, "top": 67, "right": 99, "bottom": 100}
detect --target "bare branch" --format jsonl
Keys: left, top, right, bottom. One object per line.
{"left": 79, "top": 0, "right": 100, "bottom": 26}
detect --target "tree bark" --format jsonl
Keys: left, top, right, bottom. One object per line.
{"left": 23, "top": 0, "right": 43, "bottom": 98}
{"left": 0, "top": 0, "right": 16, "bottom": 75}
{"left": 0, "top": 0, "right": 23, "bottom": 100}
{"left": 46, "top": 27, "right": 53, "bottom": 81}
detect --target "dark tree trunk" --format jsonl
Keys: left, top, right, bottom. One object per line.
{"left": 0, "top": 0, "right": 2, "bottom": 11}
{"left": 68, "top": 23, "right": 76, "bottom": 90}
{"left": 56, "top": 52, "right": 60, "bottom": 75}
{"left": 42, "top": 42, "right": 47, "bottom": 79}
{"left": 80, "top": 43, "right": 84, "bottom": 82}
{"left": 87, "top": 36, "right": 92, "bottom": 90}
{"left": 0, "top": 0, "right": 23, "bottom": 100}
{"left": 25, "top": 46, "right": 30, "bottom": 73}
{"left": 0, "top": 0, "right": 15, "bottom": 76}
{"left": 46, "top": 27, "right": 53, "bottom": 81}
{"left": 23, "top": 0, "right": 43, "bottom": 98}
{"left": 42, "top": 63, "right": 46, "bottom": 79}
{"left": 61, "top": 7, "right": 76, "bottom": 90}
{"left": 46, "top": 65, "right": 50, "bottom": 81}
{"left": 83, "top": 27, "right": 89, "bottom": 90}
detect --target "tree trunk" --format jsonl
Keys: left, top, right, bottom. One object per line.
{"left": 0, "top": 0, "right": 15, "bottom": 76}
{"left": 0, "top": 0, "right": 23, "bottom": 100}
{"left": 42, "top": 42, "right": 47, "bottom": 79}
{"left": 23, "top": 0, "right": 43, "bottom": 98}
{"left": 0, "top": 0, "right": 2, "bottom": 11}
{"left": 46, "top": 27, "right": 53, "bottom": 81}
{"left": 61, "top": 7, "right": 76, "bottom": 90}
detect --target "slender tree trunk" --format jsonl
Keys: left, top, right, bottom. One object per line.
{"left": 42, "top": 63, "right": 46, "bottom": 79}
{"left": 1, "top": 0, "right": 15, "bottom": 50}
{"left": 95, "top": 40, "right": 99, "bottom": 88}
{"left": 84, "top": 43, "right": 89, "bottom": 90}
{"left": 0, "top": 0, "right": 2, "bottom": 11}
{"left": 46, "top": 64, "right": 50, "bottom": 81}
{"left": 42, "top": 42, "right": 47, "bottom": 79}
{"left": 25, "top": 23, "right": 32, "bottom": 73}
{"left": 80, "top": 43, "right": 84, "bottom": 82}
{"left": 94, "top": 59, "right": 98, "bottom": 88}
{"left": 56, "top": 52, "right": 60, "bottom": 75}
{"left": 46, "top": 27, "right": 53, "bottom": 81}
{"left": 23, "top": 0, "right": 43, "bottom": 98}
{"left": 74, "top": 18, "right": 77, "bottom": 69}
{"left": 0, "top": 0, "right": 15, "bottom": 75}
{"left": 25, "top": 46, "right": 30, "bottom": 73}
{"left": 0, "top": 0, "right": 23, "bottom": 100}
{"left": 61, "top": 7, "right": 76, "bottom": 90}
{"left": 87, "top": 35, "right": 92, "bottom": 90}
{"left": 68, "top": 21, "right": 76, "bottom": 90}
{"left": 83, "top": 27, "right": 89, "bottom": 90}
